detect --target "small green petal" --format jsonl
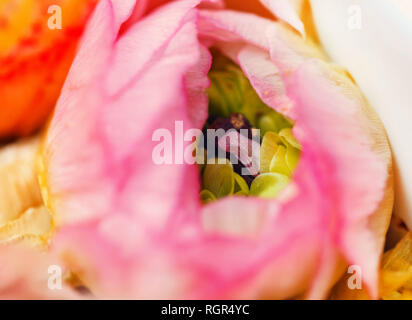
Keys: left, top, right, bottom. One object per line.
{"left": 269, "top": 145, "right": 291, "bottom": 176}
{"left": 208, "top": 59, "right": 250, "bottom": 118}
{"left": 260, "top": 132, "right": 280, "bottom": 173}
{"left": 200, "top": 190, "right": 217, "bottom": 203}
{"left": 202, "top": 159, "right": 235, "bottom": 198}
{"left": 250, "top": 173, "right": 290, "bottom": 198}
{"left": 235, "top": 191, "right": 249, "bottom": 196}
{"left": 233, "top": 172, "right": 249, "bottom": 194}
{"left": 286, "top": 146, "right": 300, "bottom": 172}
{"left": 258, "top": 112, "right": 292, "bottom": 134}
{"left": 258, "top": 114, "right": 278, "bottom": 136}
{"left": 279, "top": 128, "right": 302, "bottom": 150}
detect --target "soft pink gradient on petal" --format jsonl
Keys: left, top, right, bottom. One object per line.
{"left": 219, "top": 43, "right": 294, "bottom": 118}
{"left": 44, "top": 0, "right": 211, "bottom": 298}
{"left": 45, "top": 0, "right": 205, "bottom": 226}
{"left": 289, "top": 60, "right": 386, "bottom": 298}
{"left": 185, "top": 44, "right": 212, "bottom": 129}
{"left": 198, "top": 9, "right": 324, "bottom": 70}
{"left": 199, "top": 9, "right": 274, "bottom": 48}
{"left": 0, "top": 245, "right": 83, "bottom": 299}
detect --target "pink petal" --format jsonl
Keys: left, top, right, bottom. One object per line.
{"left": 290, "top": 60, "right": 388, "bottom": 298}
{"left": 63, "top": 0, "right": 136, "bottom": 91}
{"left": 197, "top": 9, "right": 390, "bottom": 298}
{"left": 185, "top": 44, "right": 212, "bottom": 129}
{"left": 199, "top": 9, "right": 324, "bottom": 71}
{"left": 44, "top": 0, "right": 205, "bottom": 226}
{"left": 199, "top": 9, "right": 274, "bottom": 48}
{"left": 120, "top": 0, "right": 224, "bottom": 32}
{"left": 219, "top": 43, "right": 294, "bottom": 117}
{"left": 0, "top": 245, "right": 82, "bottom": 299}
{"left": 43, "top": 0, "right": 212, "bottom": 298}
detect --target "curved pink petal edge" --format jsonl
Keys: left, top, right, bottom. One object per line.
{"left": 42, "top": 1, "right": 390, "bottom": 299}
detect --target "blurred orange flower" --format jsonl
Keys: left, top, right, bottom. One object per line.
{"left": 0, "top": 0, "right": 97, "bottom": 139}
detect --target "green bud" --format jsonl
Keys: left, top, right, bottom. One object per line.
{"left": 250, "top": 173, "right": 290, "bottom": 199}
{"left": 202, "top": 159, "right": 235, "bottom": 199}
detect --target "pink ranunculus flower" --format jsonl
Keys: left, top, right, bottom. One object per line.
{"left": 38, "top": 0, "right": 393, "bottom": 299}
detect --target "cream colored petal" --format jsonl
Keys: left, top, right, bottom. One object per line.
{"left": 310, "top": 0, "right": 412, "bottom": 230}
{"left": 0, "top": 137, "right": 43, "bottom": 224}
{"left": 0, "top": 206, "right": 51, "bottom": 247}
{"left": 0, "top": 137, "right": 51, "bottom": 248}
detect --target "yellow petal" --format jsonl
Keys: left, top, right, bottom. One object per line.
{"left": 0, "top": 137, "right": 52, "bottom": 248}
{"left": 0, "top": 206, "right": 51, "bottom": 247}
{"left": 0, "top": 137, "right": 42, "bottom": 224}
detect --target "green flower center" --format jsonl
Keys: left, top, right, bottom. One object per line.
{"left": 199, "top": 54, "right": 301, "bottom": 203}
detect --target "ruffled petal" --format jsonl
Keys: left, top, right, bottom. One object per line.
{"left": 41, "top": 0, "right": 211, "bottom": 297}
{"left": 198, "top": 9, "right": 393, "bottom": 298}
{"left": 41, "top": 2, "right": 393, "bottom": 300}
{"left": 290, "top": 59, "right": 391, "bottom": 298}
